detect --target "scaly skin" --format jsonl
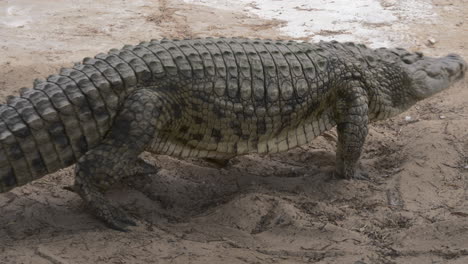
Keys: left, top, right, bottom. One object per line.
{"left": 0, "top": 38, "right": 466, "bottom": 230}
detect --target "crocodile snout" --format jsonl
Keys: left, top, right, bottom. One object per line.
{"left": 406, "top": 53, "right": 466, "bottom": 100}
{"left": 423, "top": 54, "right": 466, "bottom": 80}
{"left": 438, "top": 54, "right": 467, "bottom": 82}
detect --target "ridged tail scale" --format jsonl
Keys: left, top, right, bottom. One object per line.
{"left": 0, "top": 45, "right": 156, "bottom": 192}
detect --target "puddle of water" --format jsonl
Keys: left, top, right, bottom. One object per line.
{"left": 184, "top": 0, "right": 437, "bottom": 47}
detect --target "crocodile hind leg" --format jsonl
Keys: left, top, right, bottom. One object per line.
{"left": 334, "top": 84, "right": 369, "bottom": 180}
{"left": 74, "top": 89, "right": 169, "bottom": 231}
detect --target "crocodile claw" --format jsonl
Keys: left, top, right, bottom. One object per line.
{"left": 333, "top": 168, "right": 370, "bottom": 181}
{"left": 87, "top": 199, "right": 137, "bottom": 231}
{"left": 350, "top": 170, "right": 370, "bottom": 181}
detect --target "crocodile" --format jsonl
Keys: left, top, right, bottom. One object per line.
{"left": 0, "top": 38, "right": 466, "bottom": 230}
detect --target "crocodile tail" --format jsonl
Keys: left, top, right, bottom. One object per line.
{"left": 0, "top": 75, "right": 113, "bottom": 192}
{"left": 0, "top": 61, "right": 128, "bottom": 192}
{"left": 0, "top": 42, "right": 167, "bottom": 192}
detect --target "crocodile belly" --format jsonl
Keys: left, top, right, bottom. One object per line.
{"left": 147, "top": 116, "right": 335, "bottom": 158}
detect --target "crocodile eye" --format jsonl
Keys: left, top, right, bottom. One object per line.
{"left": 425, "top": 65, "right": 441, "bottom": 78}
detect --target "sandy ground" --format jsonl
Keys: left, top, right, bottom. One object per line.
{"left": 0, "top": 0, "right": 467, "bottom": 263}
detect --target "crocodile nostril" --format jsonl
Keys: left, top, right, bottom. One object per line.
{"left": 446, "top": 66, "right": 455, "bottom": 76}
{"left": 461, "top": 61, "right": 468, "bottom": 72}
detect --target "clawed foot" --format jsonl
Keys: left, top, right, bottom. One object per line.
{"left": 333, "top": 168, "right": 370, "bottom": 181}
{"left": 134, "top": 158, "right": 160, "bottom": 176}
{"left": 86, "top": 197, "right": 136, "bottom": 231}
{"left": 75, "top": 181, "right": 137, "bottom": 231}
{"left": 349, "top": 170, "right": 370, "bottom": 180}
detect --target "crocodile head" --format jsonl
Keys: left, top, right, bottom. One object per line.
{"left": 404, "top": 53, "right": 466, "bottom": 100}
{"left": 369, "top": 52, "right": 466, "bottom": 121}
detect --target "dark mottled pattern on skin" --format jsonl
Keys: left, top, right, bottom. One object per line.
{"left": 0, "top": 38, "right": 466, "bottom": 230}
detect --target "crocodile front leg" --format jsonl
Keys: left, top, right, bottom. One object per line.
{"left": 74, "top": 89, "right": 168, "bottom": 231}
{"left": 334, "top": 84, "right": 369, "bottom": 180}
